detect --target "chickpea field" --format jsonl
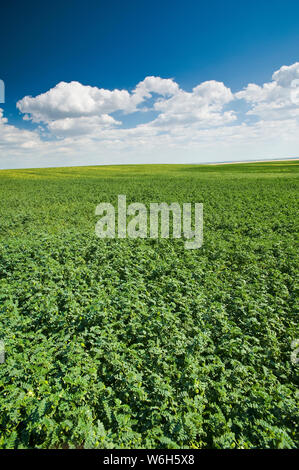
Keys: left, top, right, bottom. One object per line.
{"left": 0, "top": 161, "right": 298, "bottom": 449}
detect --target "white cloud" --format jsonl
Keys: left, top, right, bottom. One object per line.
{"left": 0, "top": 108, "right": 42, "bottom": 151}
{"left": 151, "top": 80, "right": 235, "bottom": 127}
{"left": 0, "top": 62, "right": 298, "bottom": 169}
{"left": 47, "top": 114, "right": 121, "bottom": 136}
{"left": 272, "top": 62, "right": 299, "bottom": 87}
{"left": 236, "top": 62, "right": 299, "bottom": 120}
{"left": 16, "top": 76, "right": 181, "bottom": 124}
{"left": 132, "top": 76, "right": 179, "bottom": 106}
{"left": 17, "top": 81, "right": 133, "bottom": 122}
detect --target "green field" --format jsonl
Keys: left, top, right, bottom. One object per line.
{"left": 0, "top": 161, "right": 298, "bottom": 449}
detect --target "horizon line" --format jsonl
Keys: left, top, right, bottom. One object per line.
{"left": 0, "top": 156, "right": 298, "bottom": 172}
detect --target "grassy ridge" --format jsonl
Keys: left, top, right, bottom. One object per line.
{"left": 0, "top": 162, "right": 298, "bottom": 448}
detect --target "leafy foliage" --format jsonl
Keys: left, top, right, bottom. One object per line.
{"left": 0, "top": 162, "right": 298, "bottom": 448}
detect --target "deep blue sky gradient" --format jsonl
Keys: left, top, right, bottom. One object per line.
{"left": 1, "top": 0, "right": 299, "bottom": 124}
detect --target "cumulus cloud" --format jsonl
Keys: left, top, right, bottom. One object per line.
{"left": 0, "top": 108, "right": 42, "bottom": 151}
{"left": 47, "top": 114, "right": 121, "bottom": 137}
{"left": 132, "top": 76, "right": 179, "bottom": 105}
{"left": 272, "top": 62, "right": 299, "bottom": 87}
{"left": 17, "top": 81, "right": 133, "bottom": 122}
{"left": 236, "top": 62, "right": 299, "bottom": 120}
{"left": 17, "top": 76, "right": 235, "bottom": 135}
{"left": 0, "top": 62, "right": 298, "bottom": 168}
{"left": 16, "top": 76, "right": 181, "bottom": 124}
{"left": 151, "top": 80, "right": 235, "bottom": 127}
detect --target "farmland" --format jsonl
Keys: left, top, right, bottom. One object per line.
{"left": 0, "top": 161, "right": 298, "bottom": 448}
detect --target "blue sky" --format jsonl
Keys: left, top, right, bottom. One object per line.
{"left": 1, "top": 0, "right": 299, "bottom": 168}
